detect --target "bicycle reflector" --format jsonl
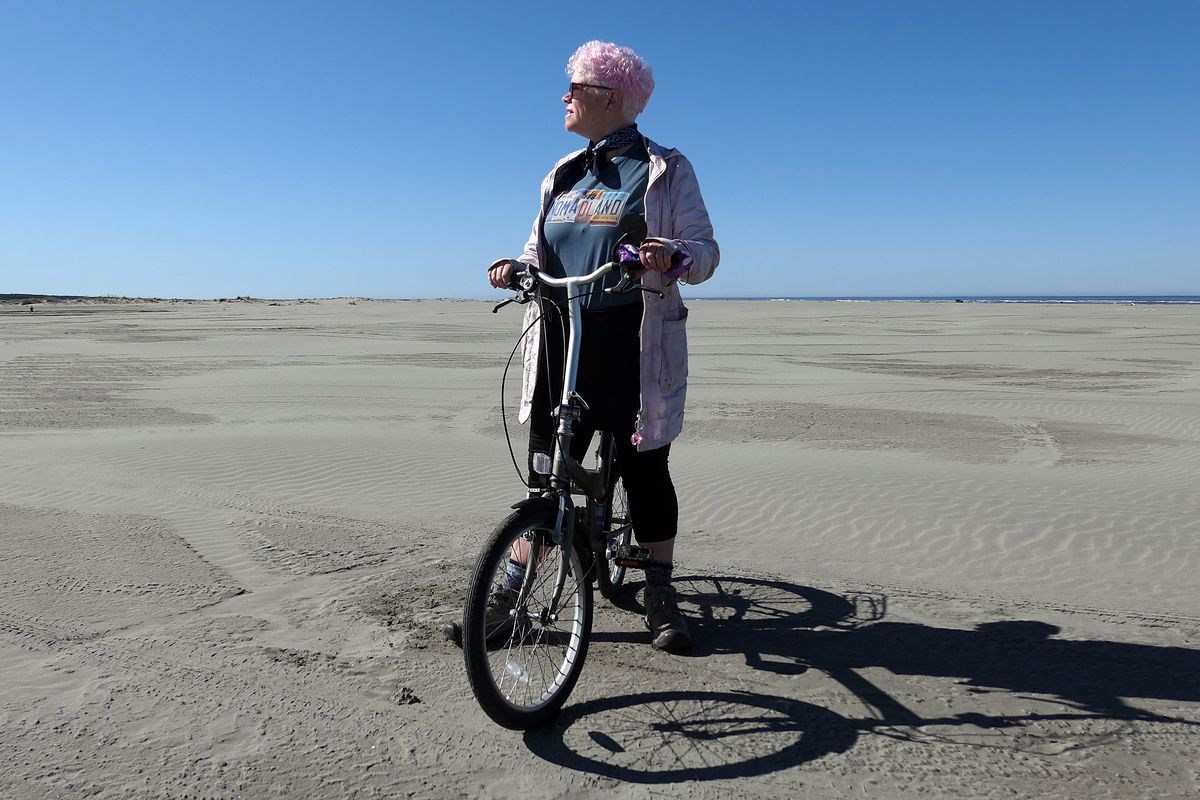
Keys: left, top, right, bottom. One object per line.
{"left": 532, "top": 452, "right": 552, "bottom": 475}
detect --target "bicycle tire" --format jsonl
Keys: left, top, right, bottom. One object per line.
{"left": 598, "top": 476, "right": 633, "bottom": 600}
{"left": 462, "top": 505, "right": 593, "bottom": 729}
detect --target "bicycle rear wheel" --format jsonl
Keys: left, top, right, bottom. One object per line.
{"left": 598, "top": 476, "right": 633, "bottom": 600}
{"left": 462, "top": 505, "right": 593, "bottom": 729}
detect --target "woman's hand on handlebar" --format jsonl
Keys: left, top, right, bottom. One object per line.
{"left": 637, "top": 240, "right": 673, "bottom": 274}
{"left": 487, "top": 259, "right": 521, "bottom": 290}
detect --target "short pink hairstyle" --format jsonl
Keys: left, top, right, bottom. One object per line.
{"left": 566, "top": 40, "right": 655, "bottom": 118}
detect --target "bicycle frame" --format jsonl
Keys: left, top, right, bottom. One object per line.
{"left": 515, "top": 261, "right": 624, "bottom": 618}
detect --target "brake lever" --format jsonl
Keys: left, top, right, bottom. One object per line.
{"left": 492, "top": 293, "right": 532, "bottom": 313}
{"left": 605, "top": 269, "right": 640, "bottom": 296}
{"left": 492, "top": 270, "right": 537, "bottom": 313}
{"left": 605, "top": 266, "right": 664, "bottom": 298}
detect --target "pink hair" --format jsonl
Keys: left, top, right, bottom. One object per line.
{"left": 566, "top": 40, "right": 655, "bottom": 117}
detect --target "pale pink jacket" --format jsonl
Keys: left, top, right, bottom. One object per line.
{"left": 514, "top": 136, "right": 720, "bottom": 451}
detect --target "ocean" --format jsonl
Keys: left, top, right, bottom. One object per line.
{"left": 707, "top": 296, "right": 1200, "bottom": 305}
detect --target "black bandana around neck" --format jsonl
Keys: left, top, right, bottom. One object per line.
{"left": 582, "top": 125, "right": 640, "bottom": 178}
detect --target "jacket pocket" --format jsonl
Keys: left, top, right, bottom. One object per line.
{"left": 659, "top": 306, "right": 689, "bottom": 391}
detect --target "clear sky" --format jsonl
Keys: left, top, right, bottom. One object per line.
{"left": 2, "top": 0, "right": 1197, "bottom": 299}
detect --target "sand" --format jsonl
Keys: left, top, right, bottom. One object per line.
{"left": 2, "top": 297, "right": 1198, "bottom": 798}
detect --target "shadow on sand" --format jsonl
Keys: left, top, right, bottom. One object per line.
{"left": 525, "top": 574, "right": 1200, "bottom": 782}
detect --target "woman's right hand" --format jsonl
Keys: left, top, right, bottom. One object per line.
{"left": 487, "top": 258, "right": 520, "bottom": 289}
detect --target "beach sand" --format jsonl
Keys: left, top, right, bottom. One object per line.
{"left": 2, "top": 298, "right": 1198, "bottom": 798}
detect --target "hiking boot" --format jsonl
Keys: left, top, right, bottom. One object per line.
{"left": 441, "top": 586, "right": 520, "bottom": 648}
{"left": 643, "top": 583, "right": 692, "bottom": 652}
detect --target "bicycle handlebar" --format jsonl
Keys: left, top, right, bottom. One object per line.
{"left": 520, "top": 261, "right": 619, "bottom": 289}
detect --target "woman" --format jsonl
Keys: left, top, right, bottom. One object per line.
{"left": 484, "top": 41, "right": 718, "bottom": 651}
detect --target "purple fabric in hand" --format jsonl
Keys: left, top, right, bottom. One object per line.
{"left": 617, "top": 244, "right": 640, "bottom": 262}
{"left": 663, "top": 250, "right": 692, "bottom": 281}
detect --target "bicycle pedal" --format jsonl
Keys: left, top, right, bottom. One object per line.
{"left": 612, "top": 544, "right": 654, "bottom": 569}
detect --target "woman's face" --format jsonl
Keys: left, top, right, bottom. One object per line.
{"left": 563, "top": 77, "right": 618, "bottom": 140}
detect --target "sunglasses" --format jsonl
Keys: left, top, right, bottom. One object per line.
{"left": 568, "top": 82, "right": 614, "bottom": 96}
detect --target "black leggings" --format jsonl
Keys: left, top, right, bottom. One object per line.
{"left": 527, "top": 299, "right": 678, "bottom": 543}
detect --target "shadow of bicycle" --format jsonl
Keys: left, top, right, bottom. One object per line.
{"left": 523, "top": 689, "right": 857, "bottom": 783}
{"left": 524, "top": 576, "right": 865, "bottom": 781}
{"left": 526, "top": 573, "right": 1200, "bottom": 781}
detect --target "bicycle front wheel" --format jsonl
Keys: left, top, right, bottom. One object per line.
{"left": 462, "top": 505, "right": 593, "bottom": 730}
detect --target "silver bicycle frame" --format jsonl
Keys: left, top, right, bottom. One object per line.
{"left": 520, "top": 261, "right": 620, "bottom": 616}
{"left": 527, "top": 261, "right": 620, "bottom": 484}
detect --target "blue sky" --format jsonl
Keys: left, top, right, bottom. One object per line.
{"left": 2, "top": 0, "right": 1197, "bottom": 299}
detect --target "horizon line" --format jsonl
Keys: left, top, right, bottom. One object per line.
{"left": 6, "top": 292, "right": 1200, "bottom": 304}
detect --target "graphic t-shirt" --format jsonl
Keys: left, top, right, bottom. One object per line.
{"left": 543, "top": 137, "right": 649, "bottom": 310}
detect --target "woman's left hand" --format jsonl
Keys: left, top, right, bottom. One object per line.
{"left": 638, "top": 240, "right": 673, "bottom": 273}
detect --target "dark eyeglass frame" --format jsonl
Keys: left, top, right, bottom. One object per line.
{"left": 568, "top": 82, "right": 615, "bottom": 96}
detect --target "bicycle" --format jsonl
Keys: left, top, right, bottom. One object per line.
{"left": 461, "top": 214, "right": 659, "bottom": 730}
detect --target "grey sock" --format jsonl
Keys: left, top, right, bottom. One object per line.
{"left": 502, "top": 559, "right": 525, "bottom": 591}
{"left": 645, "top": 560, "right": 673, "bottom": 589}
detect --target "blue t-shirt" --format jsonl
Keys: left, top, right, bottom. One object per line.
{"left": 543, "top": 138, "right": 649, "bottom": 310}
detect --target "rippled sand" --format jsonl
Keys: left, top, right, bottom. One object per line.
{"left": 2, "top": 298, "right": 1198, "bottom": 798}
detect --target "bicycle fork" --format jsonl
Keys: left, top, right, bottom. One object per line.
{"left": 513, "top": 492, "right": 576, "bottom": 625}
